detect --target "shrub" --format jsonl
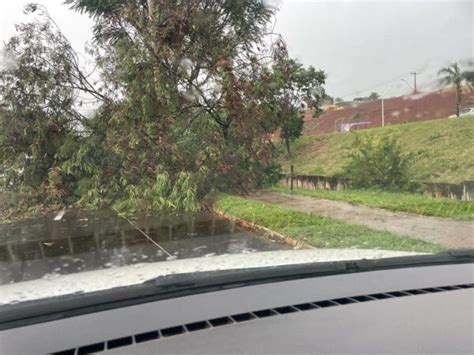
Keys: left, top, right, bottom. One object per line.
{"left": 343, "top": 134, "right": 415, "bottom": 191}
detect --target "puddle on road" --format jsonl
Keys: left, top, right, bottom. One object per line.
{"left": 0, "top": 210, "right": 291, "bottom": 285}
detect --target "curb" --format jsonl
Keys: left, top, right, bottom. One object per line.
{"left": 212, "top": 208, "right": 314, "bottom": 250}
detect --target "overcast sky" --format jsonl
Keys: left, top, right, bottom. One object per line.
{"left": 1, "top": 0, "right": 473, "bottom": 99}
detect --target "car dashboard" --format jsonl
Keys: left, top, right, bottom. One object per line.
{"left": 0, "top": 262, "right": 473, "bottom": 354}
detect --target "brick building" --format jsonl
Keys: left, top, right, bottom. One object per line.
{"left": 304, "top": 88, "right": 474, "bottom": 135}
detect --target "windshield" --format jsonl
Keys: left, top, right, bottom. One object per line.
{"left": 0, "top": 0, "right": 473, "bottom": 308}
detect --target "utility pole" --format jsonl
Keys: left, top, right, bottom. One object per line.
{"left": 410, "top": 72, "right": 418, "bottom": 93}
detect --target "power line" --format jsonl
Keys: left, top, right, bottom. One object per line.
{"left": 336, "top": 71, "right": 414, "bottom": 100}
{"left": 113, "top": 208, "right": 173, "bottom": 258}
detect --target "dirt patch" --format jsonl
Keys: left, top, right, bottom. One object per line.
{"left": 246, "top": 192, "right": 474, "bottom": 249}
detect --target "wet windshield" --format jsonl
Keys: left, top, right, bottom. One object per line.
{"left": 0, "top": 0, "right": 473, "bottom": 307}
{"left": 0, "top": 210, "right": 290, "bottom": 285}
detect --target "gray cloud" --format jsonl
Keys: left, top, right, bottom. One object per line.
{"left": 1, "top": 0, "right": 472, "bottom": 100}
{"left": 274, "top": 0, "right": 473, "bottom": 98}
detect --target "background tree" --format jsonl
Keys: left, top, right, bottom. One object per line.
{"left": 334, "top": 97, "right": 350, "bottom": 107}
{"left": 368, "top": 92, "right": 380, "bottom": 101}
{"left": 437, "top": 62, "right": 474, "bottom": 117}
{"left": 323, "top": 93, "right": 334, "bottom": 105}
{"left": 353, "top": 92, "right": 379, "bottom": 103}
{"left": 268, "top": 37, "right": 325, "bottom": 156}
{"left": 0, "top": 5, "right": 106, "bottom": 201}
{"left": 461, "top": 66, "right": 474, "bottom": 92}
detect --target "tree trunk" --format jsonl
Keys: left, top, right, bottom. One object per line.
{"left": 285, "top": 137, "right": 291, "bottom": 157}
{"left": 222, "top": 125, "right": 229, "bottom": 140}
{"left": 147, "top": 0, "right": 154, "bottom": 19}
{"left": 456, "top": 84, "right": 461, "bottom": 117}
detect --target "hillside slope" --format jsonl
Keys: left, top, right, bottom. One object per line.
{"left": 280, "top": 116, "right": 474, "bottom": 183}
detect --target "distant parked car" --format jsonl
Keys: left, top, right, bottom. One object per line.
{"left": 449, "top": 107, "right": 474, "bottom": 118}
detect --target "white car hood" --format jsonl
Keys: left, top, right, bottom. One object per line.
{"left": 1, "top": 249, "right": 423, "bottom": 305}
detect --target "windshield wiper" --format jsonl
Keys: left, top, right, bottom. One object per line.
{"left": 143, "top": 249, "right": 474, "bottom": 291}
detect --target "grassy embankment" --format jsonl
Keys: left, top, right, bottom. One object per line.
{"left": 280, "top": 116, "right": 474, "bottom": 184}
{"left": 215, "top": 194, "right": 444, "bottom": 253}
{"left": 270, "top": 185, "right": 474, "bottom": 221}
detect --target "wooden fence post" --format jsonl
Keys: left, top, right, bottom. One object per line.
{"left": 290, "top": 165, "right": 294, "bottom": 191}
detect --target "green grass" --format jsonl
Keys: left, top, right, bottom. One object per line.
{"left": 215, "top": 194, "right": 445, "bottom": 253}
{"left": 280, "top": 115, "right": 474, "bottom": 183}
{"left": 271, "top": 186, "right": 474, "bottom": 221}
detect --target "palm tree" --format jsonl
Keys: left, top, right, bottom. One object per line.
{"left": 438, "top": 63, "right": 463, "bottom": 117}
{"left": 438, "top": 63, "right": 474, "bottom": 117}
{"left": 463, "top": 71, "right": 474, "bottom": 89}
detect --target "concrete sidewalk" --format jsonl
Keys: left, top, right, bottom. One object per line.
{"left": 246, "top": 192, "right": 474, "bottom": 249}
